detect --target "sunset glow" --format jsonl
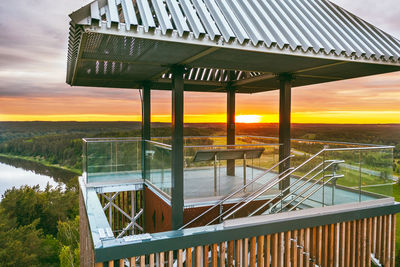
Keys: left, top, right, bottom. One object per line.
{"left": 235, "top": 115, "right": 262, "bottom": 124}
{"left": 3, "top": 111, "right": 400, "bottom": 124}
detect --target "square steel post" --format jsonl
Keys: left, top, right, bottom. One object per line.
{"left": 141, "top": 83, "right": 151, "bottom": 180}
{"left": 227, "top": 72, "right": 236, "bottom": 176}
{"left": 278, "top": 74, "right": 293, "bottom": 191}
{"left": 171, "top": 66, "right": 185, "bottom": 230}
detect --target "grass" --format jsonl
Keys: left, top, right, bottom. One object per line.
{"left": 0, "top": 153, "right": 81, "bottom": 175}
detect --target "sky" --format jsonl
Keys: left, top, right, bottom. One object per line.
{"left": 0, "top": 0, "right": 399, "bottom": 124}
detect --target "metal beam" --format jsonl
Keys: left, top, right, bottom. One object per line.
{"left": 278, "top": 73, "right": 293, "bottom": 191}
{"left": 232, "top": 73, "right": 275, "bottom": 87}
{"left": 171, "top": 65, "right": 185, "bottom": 230}
{"left": 227, "top": 71, "right": 236, "bottom": 176}
{"left": 142, "top": 83, "right": 151, "bottom": 180}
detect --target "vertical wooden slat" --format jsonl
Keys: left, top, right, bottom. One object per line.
{"left": 345, "top": 221, "right": 351, "bottom": 267}
{"left": 385, "top": 215, "right": 391, "bottom": 267}
{"left": 203, "top": 245, "right": 209, "bottom": 267}
{"left": 220, "top": 242, "right": 226, "bottom": 267}
{"left": 235, "top": 240, "right": 241, "bottom": 267}
{"left": 177, "top": 249, "right": 183, "bottom": 267}
{"left": 391, "top": 214, "right": 396, "bottom": 267}
{"left": 95, "top": 263, "right": 103, "bottom": 267}
{"left": 357, "top": 219, "right": 362, "bottom": 267}
{"left": 298, "top": 229, "right": 304, "bottom": 267}
{"left": 334, "top": 223, "right": 340, "bottom": 267}
{"left": 271, "top": 233, "right": 278, "bottom": 267}
{"left": 109, "top": 260, "right": 114, "bottom": 267}
{"left": 367, "top": 218, "right": 372, "bottom": 267}
{"left": 186, "top": 248, "right": 193, "bottom": 267}
{"left": 291, "top": 230, "right": 298, "bottom": 267}
{"left": 129, "top": 257, "right": 135, "bottom": 267}
{"left": 323, "top": 225, "right": 329, "bottom": 267}
{"left": 250, "top": 237, "right": 256, "bottom": 267}
{"left": 194, "top": 246, "right": 201, "bottom": 267}
{"left": 329, "top": 224, "right": 334, "bottom": 267}
{"left": 361, "top": 219, "right": 367, "bottom": 267}
{"left": 242, "top": 238, "right": 249, "bottom": 267}
{"left": 304, "top": 228, "right": 310, "bottom": 267}
{"left": 339, "top": 222, "right": 345, "bottom": 267}
{"left": 382, "top": 215, "right": 387, "bottom": 264}
{"left": 351, "top": 221, "right": 356, "bottom": 267}
{"left": 257, "top": 236, "right": 264, "bottom": 267}
{"left": 149, "top": 254, "right": 155, "bottom": 267}
{"left": 317, "top": 226, "right": 323, "bottom": 265}
{"left": 228, "top": 241, "right": 234, "bottom": 267}
{"left": 311, "top": 227, "right": 317, "bottom": 265}
{"left": 376, "top": 216, "right": 382, "bottom": 260}
{"left": 278, "top": 232, "right": 285, "bottom": 267}
{"left": 140, "top": 255, "right": 145, "bottom": 267}
{"left": 168, "top": 251, "right": 173, "bottom": 267}
{"left": 284, "top": 231, "right": 291, "bottom": 267}
{"left": 371, "top": 217, "right": 377, "bottom": 257}
{"left": 211, "top": 244, "right": 218, "bottom": 267}
{"left": 265, "top": 235, "right": 271, "bottom": 267}
{"left": 333, "top": 223, "right": 339, "bottom": 267}
{"left": 159, "top": 252, "right": 165, "bottom": 267}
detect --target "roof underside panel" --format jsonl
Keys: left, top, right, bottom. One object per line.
{"left": 67, "top": 0, "right": 400, "bottom": 92}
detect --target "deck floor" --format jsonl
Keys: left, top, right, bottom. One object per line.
{"left": 87, "top": 166, "right": 382, "bottom": 207}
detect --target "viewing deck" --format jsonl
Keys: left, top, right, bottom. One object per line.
{"left": 80, "top": 136, "right": 399, "bottom": 266}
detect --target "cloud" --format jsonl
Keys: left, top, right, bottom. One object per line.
{"left": 0, "top": 0, "right": 399, "bottom": 122}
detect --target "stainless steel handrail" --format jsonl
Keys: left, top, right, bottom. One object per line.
{"left": 324, "top": 146, "right": 394, "bottom": 151}
{"left": 248, "top": 160, "right": 339, "bottom": 217}
{"left": 145, "top": 140, "right": 172, "bottom": 150}
{"left": 153, "top": 135, "right": 393, "bottom": 149}
{"left": 288, "top": 174, "right": 344, "bottom": 212}
{"left": 280, "top": 171, "right": 343, "bottom": 212}
{"left": 179, "top": 154, "right": 294, "bottom": 229}
{"left": 208, "top": 167, "right": 295, "bottom": 226}
{"left": 221, "top": 149, "right": 329, "bottom": 220}
{"left": 258, "top": 160, "right": 344, "bottom": 216}
{"left": 83, "top": 138, "right": 142, "bottom": 143}
{"left": 184, "top": 143, "right": 280, "bottom": 148}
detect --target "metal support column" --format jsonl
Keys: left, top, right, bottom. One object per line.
{"left": 278, "top": 74, "right": 293, "bottom": 191}
{"left": 141, "top": 83, "right": 151, "bottom": 180}
{"left": 227, "top": 72, "right": 236, "bottom": 176}
{"left": 171, "top": 65, "right": 185, "bottom": 230}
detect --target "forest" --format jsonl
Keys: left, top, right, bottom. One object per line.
{"left": 0, "top": 181, "right": 79, "bottom": 266}
{"left": 1, "top": 122, "right": 400, "bottom": 175}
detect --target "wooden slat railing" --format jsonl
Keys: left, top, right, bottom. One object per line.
{"left": 94, "top": 214, "right": 396, "bottom": 267}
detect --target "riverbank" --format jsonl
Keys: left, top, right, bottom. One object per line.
{"left": 0, "top": 153, "right": 81, "bottom": 175}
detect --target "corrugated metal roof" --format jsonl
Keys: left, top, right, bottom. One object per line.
{"left": 70, "top": 0, "right": 400, "bottom": 62}
{"left": 67, "top": 0, "right": 400, "bottom": 92}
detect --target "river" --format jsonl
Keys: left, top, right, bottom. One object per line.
{"left": 0, "top": 156, "right": 78, "bottom": 199}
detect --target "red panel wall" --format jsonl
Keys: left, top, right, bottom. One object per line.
{"left": 144, "top": 187, "right": 172, "bottom": 233}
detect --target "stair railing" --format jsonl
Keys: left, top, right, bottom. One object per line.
{"left": 179, "top": 154, "right": 294, "bottom": 229}
{"left": 254, "top": 160, "right": 343, "bottom": 216}
{"left": 222, "top": 149, "right": 327, "bottom": 221}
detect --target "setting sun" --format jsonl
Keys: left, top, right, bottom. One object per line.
{"left": 235, "top": 115, "right": 262, "bottom": 123}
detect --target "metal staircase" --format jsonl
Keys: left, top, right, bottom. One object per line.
{"left": 182, "top": 149, "right": 344, "bottom": 229}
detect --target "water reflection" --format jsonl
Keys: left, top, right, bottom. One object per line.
{"left": 0, "top": 156, "right": 78, "bottom": 198}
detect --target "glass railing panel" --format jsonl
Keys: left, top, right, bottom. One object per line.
{"left": 286, "top": 147, "right": 394, "bottom": 212}
{"left": 359, "top": 148, "right": 393, "bottom": 197}
{"left": 84, "top": 138, "right": 142, "bottom": 184}
{"left": 145, "top": 141, "right": 172, "bottom": 196}
{"left": 183, "top": 143, "right": 281, "bottom": 203}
